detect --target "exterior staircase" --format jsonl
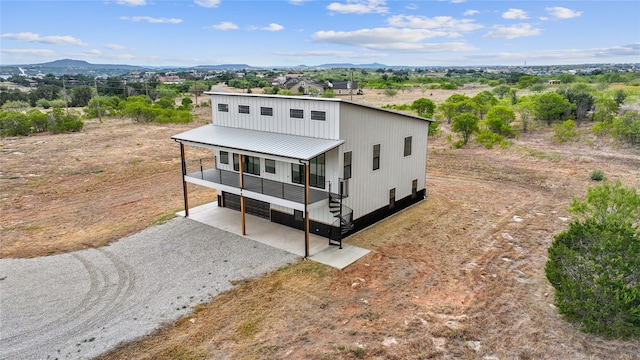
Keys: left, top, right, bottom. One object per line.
{"left": 328, "top": 179, "right": 354, "bottom": 249}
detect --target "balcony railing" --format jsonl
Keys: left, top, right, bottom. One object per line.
{"left": 186, "top": 167, "right": 330, "bottom": 204}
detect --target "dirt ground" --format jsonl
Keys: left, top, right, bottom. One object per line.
{"left": 2, "top": 88, "right": 640, "bottom": 359}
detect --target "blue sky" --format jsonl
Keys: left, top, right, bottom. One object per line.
{"left": 1, "top": 0, "right": 639, "bottom": 67}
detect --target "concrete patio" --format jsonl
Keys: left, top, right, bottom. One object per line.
{"left": 177, "top": 202, "right": 370, "bottom": 270}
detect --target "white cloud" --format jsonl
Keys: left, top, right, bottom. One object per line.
{"left": 117, "top": 0, "right": 146, "bottom": 6}
{"left": 312, "top": 27, "right": 475, "bottom": 53}
{"left": 194, "top": 0, "right": 221, "bottom": 8}
{"left": 483, "top": 23, "right": 541, "bottom": 39}
{"left": 211, "top": 22, "right": 238, "bottom": 30}
{"left": 0, "top": 48, "right": 56, "bottom": 56}
{"left": 502, "top": 8, "right": 528, "bottom": 20}
{"left": 83, "top": 49, "right": 102, "bottom": 56}
{"left": 120, "top": 16, "right": 182, "bottom": 24}
{"left": 249, "top": 23, "right": 284, "bottom": 31}
{"left": 387, "top": 15, "right": 483, "bottom": 35}
{"left": 545, "top": 7, "right": 583, "bottom": 19}
{"left": 463, "top": 9, "right": 479, "bottom": 16}
{"left": 405, "top": 3, "right": 418, "bottom": 10}
{"left": 450, "top": 0, "right": 465, "bottom": 3}
{"left": 274, "top": 50, "right": 385, "bottom": 58}
{"left": 594, "top": 42, "right": 640, "bottom": 58}
{"left": 327, "top": 0, "right": 388, "bottom": 14}
{"left": 288, "top": 0, "right": 309, "bottom": 4}
{"left": 1, "top": 32, "right": 87, "bottom": 46}
{"left": 105, "top": 43, "right": 127, "bottom": 50}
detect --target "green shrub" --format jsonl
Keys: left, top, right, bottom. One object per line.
{"left": 49, "top": 99, "right": 67, "bottom": 109}
{"left": 428, "top": 120, "right": 439, "bottom": 137}
{"left": 0, "top": 110, "right": 31, "bottom": 136}
{"left": 36, "top": 98, "right": 51, "bottom": 109}
{"left": 475, "top": 130, "right": 504, "bottom": 149}
{"left": 1, "top": 100, "right": 30, "bottom": 111}
{"left": 552, "top": 120, "right": 577, "bottom": 144}
{"left": 589, "top": 170, "right": 606, "bottom": 181}
{"left": 50, "top": 108, "right": 83, "bottom": 133}
{"left": 545, "top": 181, "right": 640, "bottom": 338}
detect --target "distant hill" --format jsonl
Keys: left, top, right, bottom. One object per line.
{"left": 194, "top": 64, "right": 253, "bottom": 70}
{"left": 33, "top": 59, "right": 143, "bottom": 71}
{"left": 315, "top": 62, "right": 390, "bottom": 69}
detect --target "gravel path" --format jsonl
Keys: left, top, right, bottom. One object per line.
{"left": 0, "top": 217, "right": 299, "bottom": 359}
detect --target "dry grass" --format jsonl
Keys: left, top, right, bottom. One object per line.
{"left": 2, "top": 88, "right": 639, "bottom": 358}
{"left": 97, "top": 126, "right": 639, "bottom": 359}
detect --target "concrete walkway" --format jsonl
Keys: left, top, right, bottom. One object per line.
{"left": 177, "top": 202, "right": 370, "bottom": 270}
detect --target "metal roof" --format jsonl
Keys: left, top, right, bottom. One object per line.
{"left": 172, "top": 125, "right": 344, "bottom": 161}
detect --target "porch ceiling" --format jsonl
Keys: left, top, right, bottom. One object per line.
{"left": 172, "top": 125, "right": 344, "bottom": 161}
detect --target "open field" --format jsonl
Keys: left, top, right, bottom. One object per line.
{"left": 2, "top": 88, "right": 639, "bottom": 359}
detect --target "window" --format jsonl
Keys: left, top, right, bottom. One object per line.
{"left": 233, "top": 154, "right": 260, "bottom": 175}
{"left": 412, "top": 179, "right": 418, "bottom": 199}
{"left": 309, "top": 153, "right": 325, "bottom": 189}
{"left": 311, "top": 110, "right": 326, "bottom": 121}
{"left": 261, "top": 107, "right": 273, "bottom": 116}
{"left": 389, "top": 188, "right": 396, "bottom": 209}
{"left": 291, "top": 163, "right": 305, "bottom": 185}
{"left": 373, "top": 144, "right": 380, "bottom": 171}
{"left": 238, "top": 105, "right": 250, "bottom": 114}
{"left": 265, "top": 159, "right": 276, "bottom": 174}
{"left": 343, "top": 151, "right": 352, "bottom": 179}
{"left": 404, "top": 136, "right": 412, "bottom": 157}
{"left": 219, "top": 151, "right": 229, "bottom": 165}
{"left": 290, "top": 109, "right": 304, "bottom": 119}
{"left": 218, "top": 103, "right": 228, "bottom": 112}
{"left": 291, "top": 154, "right": 325, "bottom": 189}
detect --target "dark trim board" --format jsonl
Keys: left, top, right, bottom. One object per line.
{"left": 271, "top": 209, "right": 333, "bottom": 237}
{"left": 218, "top": 189, "right": 426, "bottom": 239}
{"left": 345, "top": 188, "right": 426, "bottom": 237}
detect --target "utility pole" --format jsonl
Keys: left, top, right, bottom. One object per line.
{"left": 94, "top": 78, "right": 102, "bottom": 123}
{"left": 62, "top": 79, "right": 69, "bottom": 115}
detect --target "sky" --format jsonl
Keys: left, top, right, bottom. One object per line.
{"left": 1, "top": 0, "right": 639, "bottom": 67}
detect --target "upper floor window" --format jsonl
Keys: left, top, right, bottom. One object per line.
{"left": 290, "top": 109, "right": 304, "bottom": 119}
{"left": 261, "top": 107, "right": 273, "bottom": 116}
{"left": 343, "top": 151, "right": 352, "bottom": 180}
{"left": 218, "top": 103, "right": 229, "bottom": 112}
{"left": 311, "top": 110, "right": 326, "bottom": 121}
{"left": 219, "top": 151, "right": 229, "bottom": 165}
{"left": 265, "top": 159, "right": 276, "bottom": 174}
{"left": 309, "top": 153, "right": 325, "bottom": 189}
{"left": 373, "top": 144, "right": 380, "bottom": 171}
{"left": 238, "top": 105, "right": 250, "bottom": 114}
{"left": 233, "top": 154, "right": 260, "bottom": 175}
{"left": 291, "top": 163, "right": 304, "bottom": 185}
{"left": 404, "top": 136, "right": 412, "bottom": 157}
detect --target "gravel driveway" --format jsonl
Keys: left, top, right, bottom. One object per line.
{"left": 0, "top": 217, "right": 299, "bottom": 359}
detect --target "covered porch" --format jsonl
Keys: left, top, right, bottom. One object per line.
{"left": 172, "top": 124, "right": 345, "bottom": 257}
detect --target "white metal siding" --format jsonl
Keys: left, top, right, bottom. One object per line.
{"left": 338, "top": 104, "right": 429, "bottom": 219}
{"left": 212, "top": 94, "right": 340, "bottom": 140}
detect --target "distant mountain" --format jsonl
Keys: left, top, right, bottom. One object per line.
{"left": 315, "top": 62, "right": 391, "bottom": 69}
{"left": 194, "top": 64, "right": 253, "bottom": 70}
{"left": 33, "top": 59, "right": 143, "bottom": 71}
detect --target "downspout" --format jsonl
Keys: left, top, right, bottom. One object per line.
{"left": 239, "top": 154, "right": 246, "bottom": 235}
{"left": 179, "top": 143, "right": 189, "bottom": 217}
{"left": 304, "top": 161, "right": 310, "bottom": 258}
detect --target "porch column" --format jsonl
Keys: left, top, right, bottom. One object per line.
{"left": 180, "top": 143, "right": 189, "bottom": 217}
{"left": 239, "top": 154, "right": 246, "bottom": 235}
{"left": 304, "top": 162, "right": 310, "bottom": 258}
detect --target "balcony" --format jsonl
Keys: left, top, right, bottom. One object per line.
{"left": 185, "top": 167, "right": 330, "bottom": 205}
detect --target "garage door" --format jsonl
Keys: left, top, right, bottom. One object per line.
{"left": 222, "top": 192, "right": 270, "bottom": 220}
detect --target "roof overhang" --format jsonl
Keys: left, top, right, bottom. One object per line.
{"left": 172, "top": 125, "right": 344, "bottom": 161}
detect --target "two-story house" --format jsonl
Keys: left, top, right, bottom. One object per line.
{"left": 172, "top": 92, "right": 433, "bottom": 256}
